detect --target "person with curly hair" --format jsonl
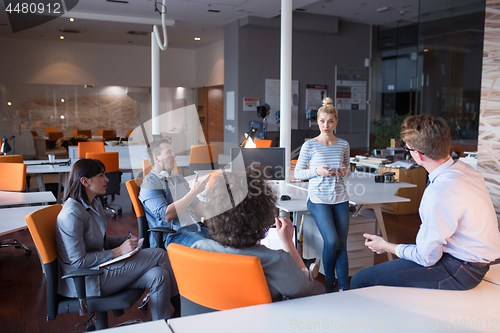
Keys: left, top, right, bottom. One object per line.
{"left": 191, "top": 163, "right": 316, "bottom": 301}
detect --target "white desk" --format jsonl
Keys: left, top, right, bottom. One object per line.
{"left": 0, "top": 191, "right": 55, "bottom": 206}
{"left": 168, "top": 280, "right": 500, "bottom": 333}
{"left": 0, "top": 205, "right": 50, "bottom": 236}
{"left": 285, "top": 172, "right": 416, "bottom": 261}
{"left": 25, "top": 160, "right": 72, "bottom": 204}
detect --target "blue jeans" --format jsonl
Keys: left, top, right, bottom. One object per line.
{"left": 165, "top": 222, "right": 210, "bottom": 249}
{"left": 350, "top": 253, "right": 490, "bottom": 290}
{"left": 307, "top": 200, "right": 350, "bottom": 290}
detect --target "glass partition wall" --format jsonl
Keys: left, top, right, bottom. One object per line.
{"left": 0, "top": 83, "right": 195, "bottom": 139}
{"left": 374, "top": 0, "right": 485, "bottom": 148}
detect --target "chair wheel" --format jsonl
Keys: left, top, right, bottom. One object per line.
{"left": 15, "top": 245, "right": 21, "bottom": 249}
{"left": 111, "top": 214, "right": 117, "bottom": 218}
{"left": 118, "top": 208, "right": 122, "bottom": 214}
{"left": 86, "top": 323, "right": 96, "bottom": 331}
{"left": 25, "top": 249, "right": 32, "bottom": 256}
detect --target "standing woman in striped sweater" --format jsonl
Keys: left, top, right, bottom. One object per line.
{"left": 294, "top": 97, "right": 350, "bottom": 293}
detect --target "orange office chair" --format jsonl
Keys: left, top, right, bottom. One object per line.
{"left": 142, "top": 159, "right": 178, "bottom": 177}
{"left": 126, "top": 129, "right": 133, "bottom": 138}
{"left": 48, "top": 131, "right": 64, "bottom": 141}
{"left": 0, "top": 162, "right": 31, "bottom": 255}
{"left": 45, "top": 127, "right": 58, "bottom": 136}
{"left": 0, "top": 154, "right": 23, "bottom": 163}
{"left": 73, "top": 129, "right": 92, "bottom": 138}
{"left": 86, "top": 152, "right": 122, "bottom": 218}
{"left": 101, "top": 129, "right": 117, "bottom": 139}
{"left": 188, "top": 144, "right": 219, "bottom": 175}
{"left": 30, "top": 130, "right": 38, "bottom": 136}
{"left": 78, "top": 141, "right": 105, "bottom": 159}
{"left": 254, "top": 139, "right": 273, "bottom": 148}
{"left": 25, "top": 205, "right": 144, "bottom": 330}
{"left": 167, "top": 243, "right": 272, "bottom": 316}
{"left": 125, "top": 177, "right": 175, "bottom": 250}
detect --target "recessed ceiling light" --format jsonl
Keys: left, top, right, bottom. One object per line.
{"left": 60, "top": 115, "right": 65, "bottom": 119}
{"left": 194, "top": 37, "right": 201, "bottom": 41}
{"left": 69, "top": 17, "right": 75, "bottom": 22}
{"left": 424, "top": 49, "right": 429, "bottom": 52}
{"left": 377, "top": 6, "right": 390, "bottom": 12}
{"left": 60, "top": 35, "right": 64, "bottom": 40}
{"left": 7, "top": 101, "right": 12, "bottom": 106}
{"left": 61, "top": 98, "right": 65, "bottom": 103}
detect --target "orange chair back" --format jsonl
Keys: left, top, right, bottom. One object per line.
{"left": 78, "top": 141, "right": 105, "bottom": 159}
{"left": 102, "top": 129, "right": 117, "bottom": 138}
{"left": 25, "top": 205, "right": 62, "bottom": 264}
{"left": 0, "top": 154, "right": 23, "bottom": 163}
{"left": 167, "top": 243, "right": 272, "bottom": 311}
{"left": 189, "top": 144, "right": 219, "bottom": 163}
{"left": 73, "top": 129, "right": 92, "bottom": 137}
{"left": 254, "top": 139, "right": 272, "bottom": 148}
{"left": 126, "top": 129, "right": 133, "bottom": 137}
{"left": 45, "top": 128, "right": 58, "bottom": 136}
{"left": 125, "top": 177, "right": 145, "bottom": 218}
{"left": 86, "top": 152, "right": 119, "bottom": 172}
{"left": 0, "top": 163, "right": 26, "bottom": 191}
{"left": 31, "top": 130, "right": 38, "bottom": 136}
{"left": 48, "top": 131, "right": 64, "bottom": 141}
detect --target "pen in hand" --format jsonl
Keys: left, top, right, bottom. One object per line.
{"left": 126, "top": 230, "right": 134, "bottom": 239}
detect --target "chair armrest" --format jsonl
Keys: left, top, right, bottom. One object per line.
{"left": 148, "top": 227, "right": 176, "bottom": 234}
{"left": 149, "top": 227, "right": 176, "bottom": 250}
{"left": 62, "top": 268, "right": 104, "bottom": 316}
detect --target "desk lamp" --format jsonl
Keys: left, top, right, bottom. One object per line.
{"left": 1, "top": 136, "right": 14, "bottom": 155}
{"left": 240, "top": 126, "right": 258, "bottom": 148}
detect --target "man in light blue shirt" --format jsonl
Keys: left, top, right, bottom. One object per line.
{"left": 139, "top": 139, "right": 210, "bottom": 248}
{"left": 351, "top": 114, "right": 500, "bottom": 290}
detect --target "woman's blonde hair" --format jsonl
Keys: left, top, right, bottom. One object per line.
{"left": 317, "top": 97, "right": 338, "bottom": 119}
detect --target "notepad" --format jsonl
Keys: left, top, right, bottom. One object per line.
{"left": 99, "top": 238, "right": 144, "bottom": 268}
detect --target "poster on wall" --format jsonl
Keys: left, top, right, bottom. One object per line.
{"left": 265, "top": 79, "right": 299, "bottom": 131}
{"left": 335, "top": 66, "right": 368, "bottom": 133}
{"left": 305, "top": 84, "right": 328, "bottom": 110}
{"left": 243, "top": 97, "right": 259, "bottom": 111}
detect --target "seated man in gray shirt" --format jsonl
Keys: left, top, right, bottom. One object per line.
{"left": 193, "top": 164, "right": 317, "bottom": 301}
{"left": 139, "top": 138, "right": 210, "bottom": 248}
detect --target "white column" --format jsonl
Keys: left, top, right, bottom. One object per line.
{"left": 151, "top": 32, "right": 161, "bottom": 138}
{"left": 280, "top": 0, "right": 292, "bottom": 183}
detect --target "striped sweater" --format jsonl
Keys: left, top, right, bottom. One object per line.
{"left": 294, "top": 138, "right": 350, "bottom": 204}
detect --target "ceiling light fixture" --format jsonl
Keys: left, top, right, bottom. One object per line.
{"left": 7, "top": 102, "right": 12, "bottom": 106}
{"left": 61, "top": 98, "right": 65, "bottom": 103}
{"left": 60, "top": 115, "right": 65, "bottom": 119}
{"left": 69, "top": 17, "right": 74, "bottom": 22}
{"left": 377, "top": 6, "right": 391, "bottom": 12}
{"left": 60, "top": 35, "right": 64, "bottom": 39}
{"left": 194, "top": 37, "right": 201, "bottom": 41}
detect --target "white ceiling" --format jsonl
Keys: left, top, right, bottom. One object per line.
{"left": 0, "top": 0, "right": 458, "bottom": 49}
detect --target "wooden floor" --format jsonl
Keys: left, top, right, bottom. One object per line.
{"left": 0, "top": 187, "right": 421, "bottom": 332}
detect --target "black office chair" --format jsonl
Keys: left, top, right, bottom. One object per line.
{"left": 86, "top": 152, "right": 123, "bottom": 218}
{"left": 25, "top": 204, "right": 144, "bottom": 330}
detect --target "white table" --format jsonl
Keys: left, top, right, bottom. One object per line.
{"left": 0, "top": 191, "right": 55, "bottom": 206}
{"left": 168, "top": 279, "right": 500, "bottom": 333}
{"left": 0, "top": 205, "right": 50, "bottom": 236}
{"left": 285, "top": 172, "right": 416, "bottom": 261}
{"left": 101, "top": 320, "right": 172, "bottom": 333}
{"left": 25, "top": 160, "right": 72, "bottom": 204}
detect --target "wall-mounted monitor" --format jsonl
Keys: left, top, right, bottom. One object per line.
{"left": 230, "top": 147, "right": 286, "bottom": 181}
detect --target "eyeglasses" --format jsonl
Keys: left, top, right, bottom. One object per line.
{"left": 404, "top": 146, "right": 425, "bottom": 155}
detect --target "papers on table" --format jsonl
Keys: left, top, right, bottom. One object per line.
{"left": 381, "top": 160, "right": 417, "bottom": 169}
{"left": 99, "top": 238, "right": 144, "bottom": 268}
